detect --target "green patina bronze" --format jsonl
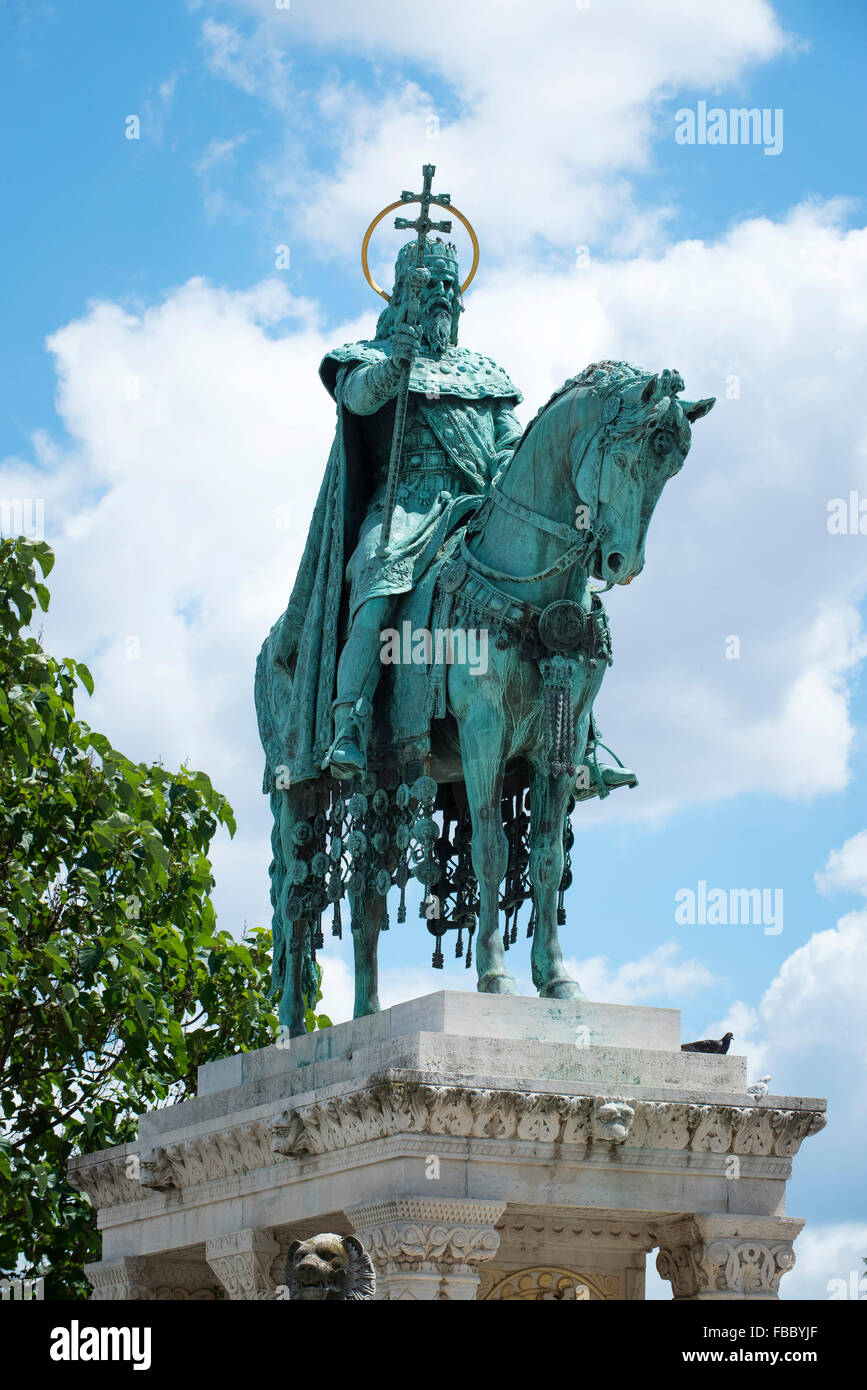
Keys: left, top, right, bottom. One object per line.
{"left": 256, "top": 170, "right": 715, "bottom": 1035}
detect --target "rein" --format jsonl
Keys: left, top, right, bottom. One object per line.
{"left": 460, "top": 402, "right": 609, "bottom": 587}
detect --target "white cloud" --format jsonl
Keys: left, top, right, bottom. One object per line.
{"left": 781, "top": 1223, "right": 867, "bottom": 1301}
{"left": 201, "top": 0, "right": 794, "bottom": 264}
{"left": 195, "top": 134, "right": 248, "bottom": 178}
{"left": 566, "top": 941, "right": 717, "bottom": 1005}
{"left": 195, "top": 134, "right": 250, "bottom": 219}
{"left": 689, "top": 895, "right": 867, "bottom": 1088}
{"left": 815, "top": 830, "right": 867, "bottom": 899}
{"left": 142, "top": 68, "right": 182, "bottom": 147}
{"left": 200, "top": 17, "right": 291, "bottom": 110}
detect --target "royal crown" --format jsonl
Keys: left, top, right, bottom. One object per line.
{"left": 394, "top": 237, "right": 460, "bottom": 280}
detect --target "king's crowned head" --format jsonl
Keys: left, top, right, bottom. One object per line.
{"left": 376, "top": 237, "right": 464, "bottom": 353}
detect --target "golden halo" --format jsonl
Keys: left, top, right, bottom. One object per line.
{"left": 360, "top": 197, "right": 480, "bottom": 302}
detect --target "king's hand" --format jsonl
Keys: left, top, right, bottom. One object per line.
{"left": 390, "top": 321, "right": 421, "bottom": 371}
{"left": 406, "top": 266, "right": 431, "bottom": 294}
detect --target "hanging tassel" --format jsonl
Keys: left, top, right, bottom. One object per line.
{"left": 455, "top": 926, "right": 464, "bottom": 958}
{"left": 332, "top": 901, "right": 342, "bottom": 939}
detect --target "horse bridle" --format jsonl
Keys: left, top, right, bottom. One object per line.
{"left": 459, "top": 395, "right": 616, "bottom": 588}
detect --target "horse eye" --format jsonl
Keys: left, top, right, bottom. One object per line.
{"left": 653, "top": 430, "right": 676, "bottom": 456}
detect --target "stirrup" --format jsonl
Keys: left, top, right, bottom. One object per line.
{"left": 576, "top": 740, "right": 638, "bottom": 801}
{"left": 321, "top": 696, "right": 368, "bottom": 776}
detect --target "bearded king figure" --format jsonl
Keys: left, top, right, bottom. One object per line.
{"left": 257, "top": 236, "right": 634, "bottom": 799}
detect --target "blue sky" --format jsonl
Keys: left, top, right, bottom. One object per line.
{"left": 2, "top": 0, "right": 867, "bottom": 1298}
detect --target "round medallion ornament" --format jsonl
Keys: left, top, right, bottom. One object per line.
{"left": 538, "top": 600, "right": 587, "bottom": 653}
{"left": 411, "top": 775, "right": 438, "bottom": 804}
{"left": 346, "top": 829, "right": 368, "bottom": 856}
{"left": 440, "top": 558, "right": 468, "bottom": 594}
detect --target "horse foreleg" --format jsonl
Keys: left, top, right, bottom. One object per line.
{"left": 528, "top": 761, "right": 584, "bottom": 1000}
{"left": 279, "top": 920, "right": 314, "bottom": 1037}
{"left": 349, "top": 878, "right": 384, "bottom": 1018}
{"left": 459, "top": 712, "right": 516, "bottom": 995}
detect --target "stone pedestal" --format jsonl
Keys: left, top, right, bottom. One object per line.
{"left": 69, "top": 991, "right": 826, "bottom": 1300}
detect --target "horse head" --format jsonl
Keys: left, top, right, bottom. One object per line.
{"left": 564, "top": 362, "right": 715, "bottom": 586}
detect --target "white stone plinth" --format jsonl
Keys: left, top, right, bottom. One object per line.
{"left": 69, "top": 991, "right": 826, "bottom": 1301}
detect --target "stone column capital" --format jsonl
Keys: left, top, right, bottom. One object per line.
{"left": 345, "top": 1197, "right": 505, "bottom": 1300}
{"left": 205, "top": 1228, "right": 280, "bottom": 1301}
{"left": 655, "top": 1214, "right": 803, "bottom": 1300}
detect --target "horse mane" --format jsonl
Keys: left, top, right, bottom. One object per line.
{"left": 515, "top": 360, "right": 652, "bottom": 452}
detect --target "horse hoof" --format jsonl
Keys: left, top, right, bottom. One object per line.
{"left": 539, "top": 978, "right": 585, "bottom": 1000}
{"left": 477, "top": 971, "right": 519, "bottom": 995}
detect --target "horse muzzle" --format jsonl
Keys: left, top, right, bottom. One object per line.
{"left": 602, "top": 550, "right": 642, "bottom": 585}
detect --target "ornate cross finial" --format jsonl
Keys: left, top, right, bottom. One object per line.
{"left": 394, "top": 164, "right": 453, "bottom": 269}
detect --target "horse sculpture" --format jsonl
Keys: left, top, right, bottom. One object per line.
{"left": 256, "top": 359, "right": 714, "bottom": 1035}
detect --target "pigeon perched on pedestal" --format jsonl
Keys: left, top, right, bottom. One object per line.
{"left": 747, "top": 1075, "right": 772, "bottom": 1097}
{"left": 681, "top": 1031, "right": 734, "bottom": 1054}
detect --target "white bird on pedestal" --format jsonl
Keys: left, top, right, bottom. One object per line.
{"left": 747, "top": 1075, "right": 772, "bottom": 1097}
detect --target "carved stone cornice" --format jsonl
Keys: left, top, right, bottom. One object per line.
{"left": 68, "top": 1150, "right": 145, "bottom": 1209}
{"left": 268, "top": 1075, "right": 826, "bottom": 1166}
{"left": 68, "top": 1077, "right": 826, "bottom": 1206}
{"left": 138, "top": 1120, "right": 277, "bottom": 1192}
{"left": 655, "top": 1216, "right": 803, "bottom": 1300}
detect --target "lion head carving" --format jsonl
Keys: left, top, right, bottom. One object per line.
{"left": 283, "top": 1233, "right": 375, "bottom": 1301}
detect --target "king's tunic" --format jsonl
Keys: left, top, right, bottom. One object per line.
{"left": 320, "top": 339, "right": 523, "bottom": 618}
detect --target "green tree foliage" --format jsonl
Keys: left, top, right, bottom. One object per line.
{"left": 0, "top": 537, "right": 284, "bottom": 1297}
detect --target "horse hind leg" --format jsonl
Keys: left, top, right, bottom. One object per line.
{"left": 348, "top": 876, "right": 385, "bottom": 1018}
{"left": 275, "top": 789, "right": 314, "bottom": 1038}
{"left": 528, "top": 760, "right": 584, "bottom": 1000}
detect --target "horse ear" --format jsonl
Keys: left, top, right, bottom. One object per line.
{"left": 682, "top": 396, "right": 715, "bottom": 423}
{"left": 641, "top": 375, "right": 659, "bottom": 403}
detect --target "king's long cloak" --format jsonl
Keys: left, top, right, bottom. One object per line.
{"left": 255, "top": 339, "right": 522, "bottom": 794}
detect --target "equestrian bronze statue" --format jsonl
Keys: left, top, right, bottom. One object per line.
{"left": 256, "top": 166, "right": 714, "bottom": 1035}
